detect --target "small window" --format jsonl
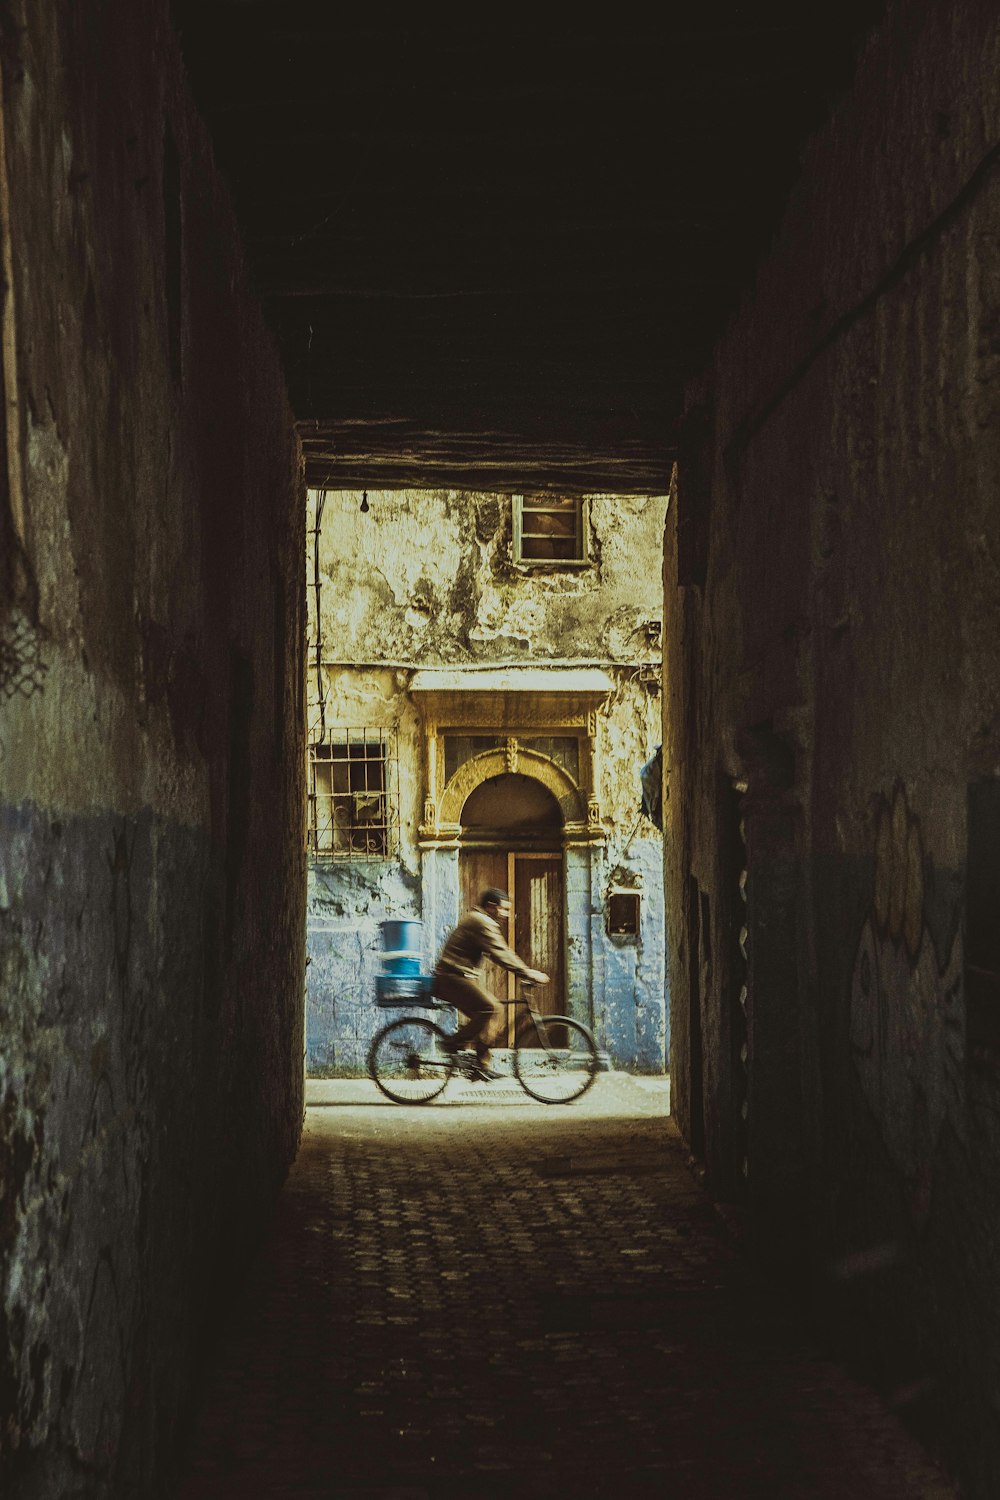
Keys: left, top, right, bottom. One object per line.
{"left": 308, "top": 729, "right": 398, "bottom": 859}
{"left": 608, "top": 891, "right": 641, "bottom": 937}
{"left": 514, "top": 495, "right": 588, "bottom": 565}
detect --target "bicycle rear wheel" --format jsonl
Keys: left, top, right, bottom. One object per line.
{"left": 513, "top": 1015, "right": 598, "bottom": 1104}
{"left": 368, "top": 1016, "right": 454, "bottom": 1104}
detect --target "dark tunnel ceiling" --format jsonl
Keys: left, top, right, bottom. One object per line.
{"left": 172, "top": 5, "right": 883, "bottom": 494}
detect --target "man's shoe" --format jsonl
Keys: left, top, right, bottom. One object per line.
{"left": 470, "top": 1063, "right": 502, "bottom": 1082}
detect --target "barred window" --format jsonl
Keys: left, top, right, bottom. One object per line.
{"left": 513, "top": 495, "right": 588, "bottom": 565}
{"left": 308, "top": 729, "right": 399, "bottom": 859}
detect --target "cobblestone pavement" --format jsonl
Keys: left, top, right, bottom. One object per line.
{"left": 175, "top": 1076, "right": 957, "bottom": 1499}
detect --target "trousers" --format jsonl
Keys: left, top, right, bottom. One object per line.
{"left": 433, "top": 971, "right": 505, "bottom": 1059}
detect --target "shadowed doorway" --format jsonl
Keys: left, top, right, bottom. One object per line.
{"left": 459, "top": 773, "right": 564, "bottom": 1042}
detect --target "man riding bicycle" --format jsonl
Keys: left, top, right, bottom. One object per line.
{"left": 433, "top": 887, "right": 548, "bottom": 1080}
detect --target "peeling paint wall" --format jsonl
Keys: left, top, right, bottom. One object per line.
{"left": 311, "top": 489, "right": 665, "bottom": 665}
{"left": 591, "top": 675, "right": 666, "bottom": 1070}
{"left": 305, "top": 668, "right": 423, "bottom": 1074}
{"left": 306, "top": 488, "right": 666, "bottom": 1073}
{"left": 664, "top": 3, "right": 1000, "bottom": 1491}
{"left": 0, "top": 4, "right": 305, "bottom": 1493}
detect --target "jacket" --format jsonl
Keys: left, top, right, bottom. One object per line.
{"left": 434, "top": 908, "right": 532, "bottom": 981}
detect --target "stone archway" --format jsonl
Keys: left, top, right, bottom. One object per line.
{"left": 460, "top": 771, "right": 563, "bottom": 843}
{"left": 420, "top": 744, "right": 602, "bottom": 1033}
{"left": 437, "top": 746, "right": 589, "bottom": 832}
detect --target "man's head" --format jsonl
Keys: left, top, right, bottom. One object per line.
{"left": 479, "top": 887, "right": 511, "bottom": 923}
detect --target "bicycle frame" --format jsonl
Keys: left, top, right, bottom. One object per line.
{"left": 367, "top": 979, "right": 598, "bottom": 1105}
{"left": 510, "top": 993, "right": 564, "bottom": 1048}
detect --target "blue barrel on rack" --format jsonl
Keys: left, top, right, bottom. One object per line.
{"left": 376, "top": 918, "right": 435, "bottom": 1006}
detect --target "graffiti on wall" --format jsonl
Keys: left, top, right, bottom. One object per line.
{"left": 850, "top": 783, "right": 964, "bottom": 1190}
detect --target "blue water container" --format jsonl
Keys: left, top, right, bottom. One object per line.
{"left": 379, "top": 917, "right": 422, "bottom": 976}
{"left": 383, "top": 954, "right": 422, "bottom": 976}
{"left": 381, "top": 918, "right": 422, "bottom": 953}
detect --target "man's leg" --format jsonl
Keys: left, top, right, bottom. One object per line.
{"left": 433, "top": 973, "right": 505, "bottom": 1062}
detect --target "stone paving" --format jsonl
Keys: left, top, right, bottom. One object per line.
{"left": 174, "top": 1076, "right": 957, "bottom": 1499}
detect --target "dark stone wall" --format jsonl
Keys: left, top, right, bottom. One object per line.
{"left": 665, "top": 2, "right": 1000, "bottom": 1491}
{"left": 0, "top": 2, "right": 305, "bottom": 1494}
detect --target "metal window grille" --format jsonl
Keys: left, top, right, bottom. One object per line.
{"left": 308, "top": 728, "right": 399, "bottom": 859}
{"left": 513, "top": 495, "right": 588, "bottom": 564}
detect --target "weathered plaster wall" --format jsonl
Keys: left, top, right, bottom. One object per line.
{"left": 591, "top": 672, "right": 666, "bottom": 1069}
{"left": 665, "top": 3, "right": 1000, "bottom": 1490}
{"left": 305, "top": 669, "right": 423, "bottom": 1074}
{"left": 0, "top": 4, "right": 305, "bottom": 1494}
{"left": 306, "top": 488, "right": 666, "bottom": 1073}
{"left": 310, "top": 488, "right": 665, "bottom": 665}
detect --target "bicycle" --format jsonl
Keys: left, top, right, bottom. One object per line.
{"left": 367, "top": 978, "right": 599, "bottom": 1106}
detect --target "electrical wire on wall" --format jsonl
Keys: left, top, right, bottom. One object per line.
{"left": 313, "top": 488, "right": 327, "bottom": 741}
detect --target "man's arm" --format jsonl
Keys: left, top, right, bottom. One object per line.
{"left": 478, "top": 916, "right": 535, "bottom": 979}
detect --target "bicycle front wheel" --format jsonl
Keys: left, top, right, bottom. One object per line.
{"left": 368, "top": 1016, "right": 454, "bottom": 1104}
{"left": 513, "top": 1015, "right": 598, "bottom": 1104}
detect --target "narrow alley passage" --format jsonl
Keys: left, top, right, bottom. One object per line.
{"left": 175, "top": 1079, "right": 955, "bottom": 1500}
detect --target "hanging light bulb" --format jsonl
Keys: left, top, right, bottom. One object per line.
{"left": 359, "top": 489, "right": 369, "bottom": 513}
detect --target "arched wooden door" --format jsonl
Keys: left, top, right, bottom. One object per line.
{"left": 458, "top": 773, "right": 565, "bottom": 1044}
